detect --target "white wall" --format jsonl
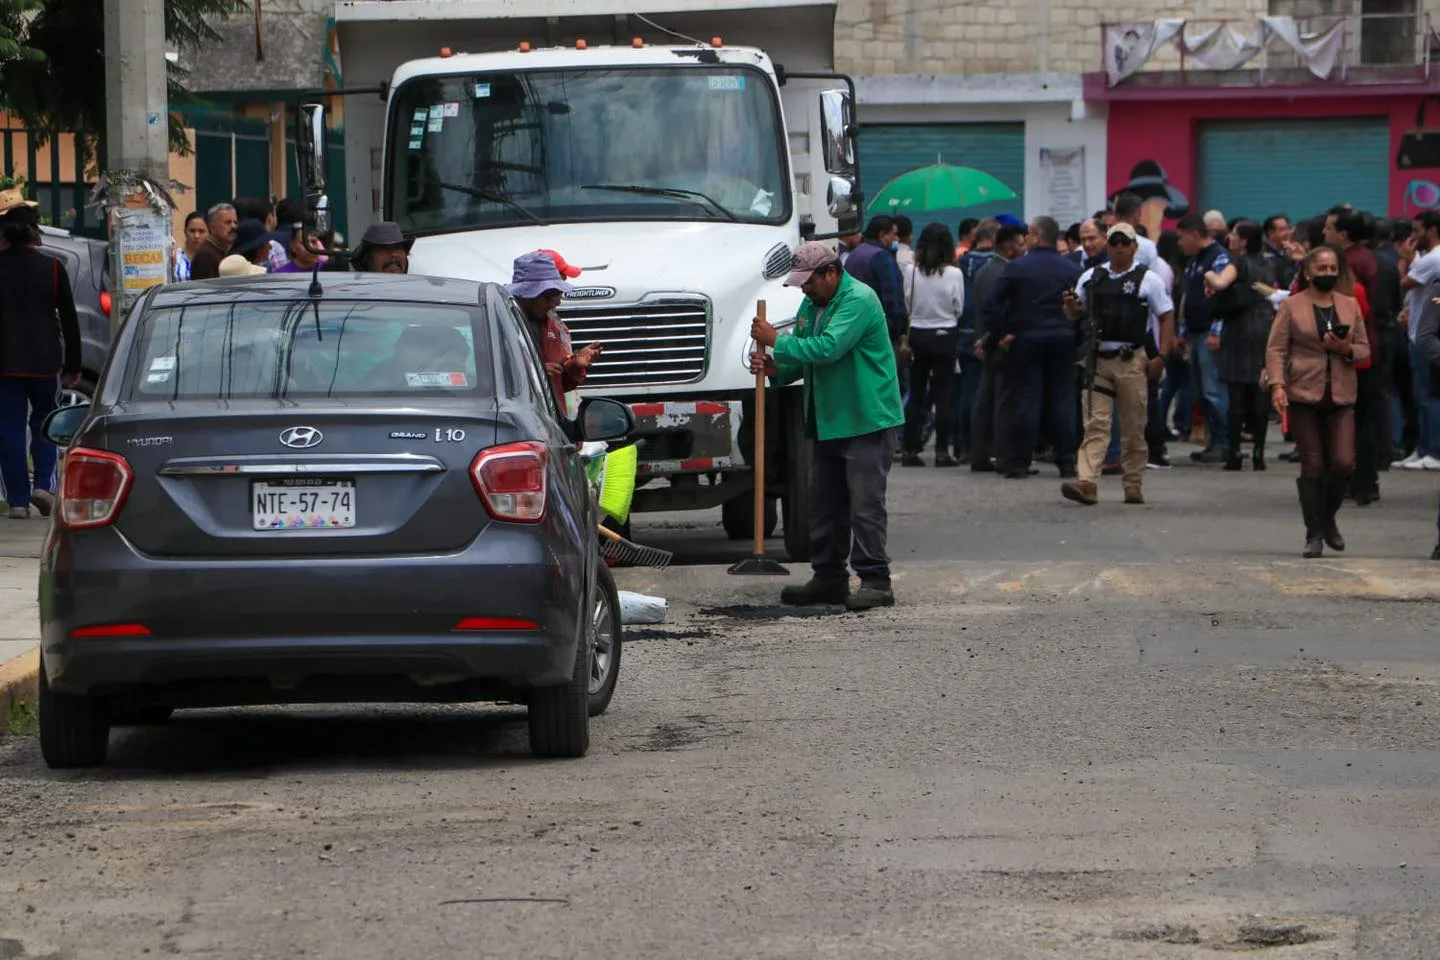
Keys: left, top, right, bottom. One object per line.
{"left": 856, "top": 73, "right": 1109, "bottom": 224}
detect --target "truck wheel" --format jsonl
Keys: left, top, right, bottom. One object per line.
{"left": 721, "top": 494, "right": 778, "bottom": 541}
{"left": 527, "top": 626, "right": 591, "bottom": 758}
{"left": 587, "top": 563, "right": 622, "bottom": 717}
{"left": 38, "top": 659, "right": 109, "bottom": 769}
{"left": 782, "top": 395, "right": 812, "bottom": 564}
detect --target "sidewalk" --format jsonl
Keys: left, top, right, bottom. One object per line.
{"left": 0, "top": 518, "right": 45, "bottom": 733}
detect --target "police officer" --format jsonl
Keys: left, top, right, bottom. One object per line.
{"left": 1060, "top": 222, "right": 1175, "bottom": 505}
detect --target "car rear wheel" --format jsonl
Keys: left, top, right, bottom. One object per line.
{"left": 587, "top": 563, "right": 622, "bottom": 717}
{"left": 527, "top": 627, "right": 591, "bottom": 758}
{"left": 38, "top": 659, "right": 109, "bottom": 769}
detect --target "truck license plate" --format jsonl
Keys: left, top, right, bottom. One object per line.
{"left": 252, "top": 479, "right": 356, "bottom": 530}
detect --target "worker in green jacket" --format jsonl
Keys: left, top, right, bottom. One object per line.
{"left": 750, "top": 241, "right": 906, "bottom": 611}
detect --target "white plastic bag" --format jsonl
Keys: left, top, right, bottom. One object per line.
{"left": 618, "top": 591, "right": 667, "bottom": 624}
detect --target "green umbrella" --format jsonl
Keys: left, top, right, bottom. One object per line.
{"left": 870, "top": 162, "right": 1018, "bottom": 214}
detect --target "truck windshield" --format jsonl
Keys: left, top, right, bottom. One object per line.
{"left": 388, "top": 66, "right": 789, "bottom": 233}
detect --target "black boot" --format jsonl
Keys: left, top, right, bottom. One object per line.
{"left": 1323, "top": 470, "right": 1349, "bottom": 552}
{"left": 1252, "top": 444, "right": 1266, "bottom": 471}
{"left": 1297, "top": 477, "right": 1325, "bottom": 558}
{"left": 1225, "top": 406, "right": 1245, "bottom": 470}
{"left": 1252, "top": 416, "right": 1268, "bottom": 471}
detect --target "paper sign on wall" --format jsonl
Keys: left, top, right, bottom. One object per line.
{"left": 1039, "top": 147, "right": 1087, "bottom": 228}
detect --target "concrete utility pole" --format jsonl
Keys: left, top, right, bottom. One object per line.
{"left": 102, "top": 0, "right": 172, "bottom": 334}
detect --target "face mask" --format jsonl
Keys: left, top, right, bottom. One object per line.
{"left": 1310, "top": 274, "right": 1339, "bottom": 293}
{"left": 890, "top": 241, "right": 900, "bottom": 253}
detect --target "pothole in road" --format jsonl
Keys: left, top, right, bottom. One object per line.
{"left": 628, "top": 714, "right": 733, "bottom": 752}
{"left": 697, "top": 604, "right": 847, "bottom": 621}
{"left": 624, "top": 627, "right": 719, "bottom": 643}
{"left": 1112, "top": 920, "right": 1331, "bottom": 950}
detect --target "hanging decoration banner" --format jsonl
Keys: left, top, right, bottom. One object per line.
{"left": 1039, "top": 147, "right": 1087, "bottom": 228}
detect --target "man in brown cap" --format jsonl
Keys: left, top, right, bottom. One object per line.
{"left": 749, "top": 241, "right": 906, "bottom": 611}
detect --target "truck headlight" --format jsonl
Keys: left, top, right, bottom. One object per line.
{"left": 741, "top": 316, "right": 798, "bottom": 370}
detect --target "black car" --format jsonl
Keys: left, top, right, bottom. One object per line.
{"left": 38, "top": 273, "right": 633, "bottom": 767}
{"left": 36, "top": 225, "right": 111, "bottom": 405}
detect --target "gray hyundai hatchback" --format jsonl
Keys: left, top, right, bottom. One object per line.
{"left": 37, "top": 273, "right": 634, "bottom": 768}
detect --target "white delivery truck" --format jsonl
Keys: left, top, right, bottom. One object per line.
{"left": 298, "top": 0, "right": 863, "bottom": 561}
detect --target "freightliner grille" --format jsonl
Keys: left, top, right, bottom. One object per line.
{"left": 556, "top": 297, "right": 710, "bottom": 388}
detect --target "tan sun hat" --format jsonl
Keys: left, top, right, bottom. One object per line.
{"left": 0, "top": 187, "right": 39, "bottom": 217}
{"left": 219, "top": 254, "right": 266, "bottom": 278}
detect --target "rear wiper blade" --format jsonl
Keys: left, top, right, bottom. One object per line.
{"left": 580, "top": 183, "right": 738, "bottom": 223}
{"left": 436, "top": 179, "right": 547, "bottom": 226}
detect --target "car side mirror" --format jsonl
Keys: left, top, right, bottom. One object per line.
{"left": 578, "top": 398, "right": 634, "bottom": 443}
{"left": 43, "top": 404, "right": 89, "bottom": 447}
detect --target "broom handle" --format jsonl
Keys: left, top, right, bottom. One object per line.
{"left": 754, "top": 300, "right": 770, "bottom": 558}
{"left": 597, "top": 524, "right": 623, "bottom": 543}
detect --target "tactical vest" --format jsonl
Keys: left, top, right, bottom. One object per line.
{"left": 1090, "top": 265, "right": 1150, "bottom": 346}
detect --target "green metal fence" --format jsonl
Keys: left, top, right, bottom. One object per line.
{"left": 0, "top": 127, "right": 101, "bottom": 238}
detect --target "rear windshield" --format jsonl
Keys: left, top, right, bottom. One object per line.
{"left": 124, "top": 300, "right": 492, "bottom": 400}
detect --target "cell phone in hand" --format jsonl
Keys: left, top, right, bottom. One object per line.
{"left": 1330, "top": 323, "right": 1350, "bottom": 339}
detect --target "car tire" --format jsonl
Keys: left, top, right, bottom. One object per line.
{"left": 109, "top": 705, "right": 174, "bottom": 726}
{"left": 527, "top": 626, "right": 591, "bottom": 758}
{"left": 782, "top": 392, "right": 812, "bottom": 564}
{"left": 587, "top": 563, "right": 622, "bottom": 717}
{"left": 721, "top": 493, "right": 778, "bottom": 541}
{"left": 38, "top": 659, "right": 109, "bottom": 769}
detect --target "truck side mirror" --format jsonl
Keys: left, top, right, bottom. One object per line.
{"left": 295, "top": 103, "right": 332, "bottom": 235}
{"left": 827, "top": 176, "right": 856, "bottom": 220}
{"left": 819, "top": 89, "right": 856, "bottom": 177}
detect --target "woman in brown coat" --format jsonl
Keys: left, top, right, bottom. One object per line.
{"left": 1265, "top": 245, "right": 1370, "bottom": 558}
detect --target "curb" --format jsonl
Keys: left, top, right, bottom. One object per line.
{"left": 0, "top": 648, "right": 39, "bottom": 735}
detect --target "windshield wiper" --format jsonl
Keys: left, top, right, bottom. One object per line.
{"left": 581, "top": 183, "right": 738, "bottom": 223}
{"left": 435, "top": 179, "right": 548, "bottom": 226}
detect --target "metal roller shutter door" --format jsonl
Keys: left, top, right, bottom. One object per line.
{"left": 859, "top": 123, "right": 1024, "bottom": 230}
{"left": 1197, "top": 117, "right": 1389, "bottom": 222}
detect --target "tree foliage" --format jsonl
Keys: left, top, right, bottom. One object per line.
{"left": 0, "top": 0, "right": 247, "bottom": 164}
{"left": 0, "top": 0, "right": 44, "bottom": 66}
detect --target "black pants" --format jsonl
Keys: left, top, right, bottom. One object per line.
{"left": 952, "top": 353, "right": 981, "bottom": 457}
{"left": 970, "top": 358, "right": 999, "bottom": 466}
{"left": 810, "top": 428, "right": 896, "bottom": 589}
{"left": 1386, "top": 324, "right": 1416, "bottom": 455}
{"left": 1226, "top": 381, "right": 1268, "bottom": 457}
{"left": 1145, "top": 374, "right": 1168, "bottom": 461}
{"left": 1353, "top": 367, "right": 1384, "bottom": 497}
{"left": 995, "top": 337, "right": 1078, "bottom": 474}
{"left": 903, "top": 327, "right": 958, "bottom": 453}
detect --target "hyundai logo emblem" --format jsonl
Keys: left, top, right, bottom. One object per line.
{"left": 279, "top": 426, "right": 324, "bottom": 449}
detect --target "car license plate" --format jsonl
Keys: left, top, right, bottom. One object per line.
{"left": 252, "top": 479, "right": 356, "bottom": 530}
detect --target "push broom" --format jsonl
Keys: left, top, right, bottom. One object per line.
{"left": 728, "top": 300, "right": 789, "bottom": 577}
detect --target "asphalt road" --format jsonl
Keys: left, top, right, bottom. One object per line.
{"left": 2, "top": 450, "right": 1440, "bottom": 959}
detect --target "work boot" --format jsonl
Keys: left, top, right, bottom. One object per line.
{"left": 901, "top": 452, "right": 925, "bottom": 467}
{"left": 780, "top": 578, "right": 850, "bottom": 607}
{"left": 1323, "top": 471, "right": 1349, "bottom": 552}
{"left": 1297, "top": 477, "right": 1325, "bottom": 559}
{"left": 30, "top": 489, "right": 54, "bottom": 518}
{"left": 1124, "top": 485, "right": 1145, "bottom": 505}
{"left": 1223, "top": 455, "right": 1244, "bottom": 471}
{"left": 934, "top": 452, "right": 959, "bottom": 468}
{"left": 6, "top": 506, "right": 27, "bottom": 520}
{"left": 1060, "top": 480, "right": 1098, "bottom": 505}
{"left": 1252, "top": 445, "right": 1266, "bottom": 471}
{"left": 844, "top": 584, "right": 895, "bottom": 612}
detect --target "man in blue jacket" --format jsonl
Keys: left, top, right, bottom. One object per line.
{"left": 985, "top": 216, "right": 1082, "bottom": 479}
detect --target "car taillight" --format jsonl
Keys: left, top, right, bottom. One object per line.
{"left": 60, "top": 448, "right": 133, "bottom": 529}
{"left": 99, "top": 291, "right": 112, "bottom": 316}
{"left": 470, "top": 442, "right": 547, "bottom": 523}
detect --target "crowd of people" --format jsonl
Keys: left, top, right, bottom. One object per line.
{"left": 831, "top": 200, "right": 1440, "bottom": 561}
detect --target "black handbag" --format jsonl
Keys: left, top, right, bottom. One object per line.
{"left": 1397, "top": 96, "right": 1440, "bottom": 169}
